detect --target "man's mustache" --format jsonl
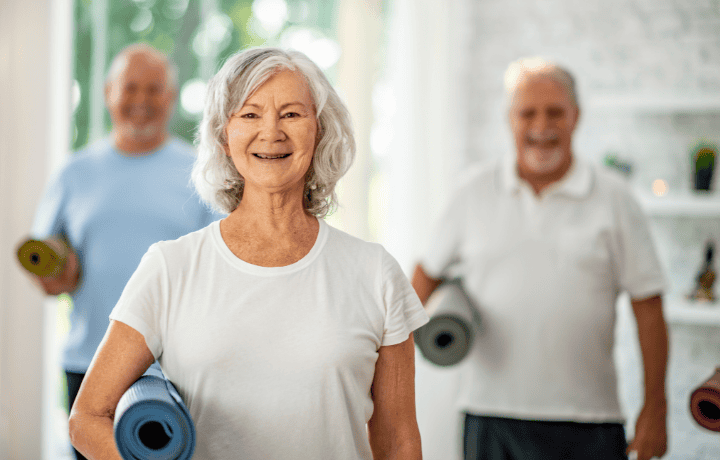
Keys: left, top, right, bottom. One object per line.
{"left": 526, "top": 130, "right": 559, "bottom": 144}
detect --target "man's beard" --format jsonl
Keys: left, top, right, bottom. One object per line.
{"left": 126, "top": 123, "right": 159, "bottom": 140}
{"left": 522, "top": 130, "right": 565, "bottom": 175}
{"left": 522, "top": 146, "right": 565, "bottom": 174}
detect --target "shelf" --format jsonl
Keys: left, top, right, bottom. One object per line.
{"left": 586, "top": 94, "right": 720, "bottom": 114}
{"left": 637, "top": 193, "right": 720, "bottom": 218}
{"left": 664, "top": 296, "right": 720, "bottom": 326}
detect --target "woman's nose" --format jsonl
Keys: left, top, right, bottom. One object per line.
{"left": 259, "top": 116, "right": 284, "bottom": 141}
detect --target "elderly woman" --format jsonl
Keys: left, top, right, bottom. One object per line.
{"left": 68, "top": 47, "right": 429, "bottom": 459}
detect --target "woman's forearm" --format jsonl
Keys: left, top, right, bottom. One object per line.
{"left": 68, "top": 413, "right": 123, "bottom": 460}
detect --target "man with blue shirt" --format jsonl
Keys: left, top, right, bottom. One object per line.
{"left": 27, "top": 43, "right": 222, "bottom": 460}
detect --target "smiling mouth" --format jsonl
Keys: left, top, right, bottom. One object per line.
{"left": 253, "top": 153, "right": 292, "bottom": 160}
{"left": 526, "top": 131, "right": 560, "bottom": 148}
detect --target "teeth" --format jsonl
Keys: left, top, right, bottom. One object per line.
{"left": 255, "top": 153, "right": 291, "bottom": 159}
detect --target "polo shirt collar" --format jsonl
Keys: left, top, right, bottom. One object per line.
{"left": 500, "top": 153, "right": 593, "bottom": 198}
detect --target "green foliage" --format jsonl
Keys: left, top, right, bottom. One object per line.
{"left": 693, "top": 142, "right": 717, "bottom": 170}
{"left": 72, "top": 0, "right": 339, "bottom": 151}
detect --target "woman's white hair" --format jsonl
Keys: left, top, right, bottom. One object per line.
{"left": 192, "top": 47, "right": 355, "bottom": 217}
{"left": 504, "top": 57, "right": 578, "bottom": 109}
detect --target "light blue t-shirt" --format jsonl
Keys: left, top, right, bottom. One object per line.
{"left": 31, "top": 137, "right": 224, "bottom": 373}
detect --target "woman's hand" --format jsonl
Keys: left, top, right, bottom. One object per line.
{"left": 68, "top": 320, "right": 155, "bottom": 459}
{"left": 368, "top": 334, "right": 423, "bottom": 460}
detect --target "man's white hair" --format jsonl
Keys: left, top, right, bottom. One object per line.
{"left": 192, "top": 47, "right": 355, "bottom": 217}
{"left": 105, "top": 43, "right": 179, "bottom": 90}
{"left": 504, "top": 57, "right": 578, "bottom": 108}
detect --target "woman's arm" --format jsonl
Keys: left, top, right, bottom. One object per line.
{"left": 68, "top": 320, "right": 155, "bottom": 459}
{"left": 368, "top": 334, "right": 422, "bottom": 460}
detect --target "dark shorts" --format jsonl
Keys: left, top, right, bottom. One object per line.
{"left": 463, "top": 413, "right": 629, "bottom": 460}
{"left": 65, "top": 371, "right": 88, "bottom": 460}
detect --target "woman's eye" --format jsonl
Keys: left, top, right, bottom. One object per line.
{"left": 282, "top": 112, "right": 300, "bottom": 118}
{"left": 240, "top": 113, "right": 258, "bottom": 119}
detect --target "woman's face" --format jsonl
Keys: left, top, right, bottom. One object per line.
{"left": 225, "top": 69, "right": 318, "bottom": 198}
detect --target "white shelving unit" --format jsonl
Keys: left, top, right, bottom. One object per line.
{"left": 664, "top": 296, "right": 720, "bottom": 326}
{"left": 636, "top": 192, "right": 720, "bottom": 325}
{"left": 607, "top": 94, "right": 720, "bottom": 325}
{"left": 586, "top": 94, "right": 720, "bottom": 114}
{"left": 638, "top": 193, "right": 720, "bottom": 218}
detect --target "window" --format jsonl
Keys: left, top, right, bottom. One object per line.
{"left": 72, "top": 0, "right": 342, "bottom": 149}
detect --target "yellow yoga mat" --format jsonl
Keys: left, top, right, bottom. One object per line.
{"left": 16, "top": 237, "right": 69, "bottom": 277}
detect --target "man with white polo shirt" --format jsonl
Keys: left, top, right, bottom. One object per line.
{"left": 412, "top": 58, "right": 668, "bottom": 460}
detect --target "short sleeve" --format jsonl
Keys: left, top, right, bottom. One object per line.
{"left": 109, "top": 244, "right": 169, "bottom": 359}
{"left": 30, "top": 166, "right": 69, "bottom": 239}
{"left": 419, "top": 188, "right": 466, "bottom": 280}
{"left": 612, "top": 187, "right": 667, "bottom": 300}
{"left": 380, "top": 249, "right": 429, "bottom": 347}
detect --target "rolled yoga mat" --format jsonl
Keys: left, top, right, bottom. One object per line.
{"left": 114, "top": 372, "right": 196, "bottom": 460}
{"left": 16, "top": 237, "right": 69, "bottom": 277}
{"left": 690, "top": 367, "right": 720, "bottom": 432}
{"left": 414, "top": 281, "right": 480, "bottom": 367}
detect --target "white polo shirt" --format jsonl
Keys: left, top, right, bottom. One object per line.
{"left": 421, "top": 155, "right": 666, "bottom": 422}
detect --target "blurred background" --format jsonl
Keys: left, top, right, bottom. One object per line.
{"left": 2, "top": 0, "right": 720, "bottom": 458}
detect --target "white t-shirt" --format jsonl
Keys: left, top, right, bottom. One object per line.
{"left": 421, "top": 156, "right": 666, "bottom": 422}
{"left": 110, "top": 218, "right": 429, "bottom": 459}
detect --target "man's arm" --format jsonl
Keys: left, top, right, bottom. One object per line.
{"left": 411, "top": 264, "right": 442, "bottom": 305}
{"left": 627, "top": 294, "right": 668, "bottom": 460}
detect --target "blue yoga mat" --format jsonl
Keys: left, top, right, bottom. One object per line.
{"left": 114, "top": 371, "right": 196, "bottom": 460}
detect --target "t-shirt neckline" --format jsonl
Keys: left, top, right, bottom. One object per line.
{"left": 211, "top": 217, "right": 329, "bottom": 276}
{"left": 107, "top": 137, "right": 171, "bottom": 159}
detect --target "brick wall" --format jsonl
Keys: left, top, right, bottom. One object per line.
{"left": 462, "top": 0, "right": 720, "bottom": 458}
{"left": 466, "top": 0, "right": 720, "bottom": 164}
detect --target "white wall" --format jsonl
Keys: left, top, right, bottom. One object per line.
{"left": 0, "top": 0, "right": 72, "bottom": 458}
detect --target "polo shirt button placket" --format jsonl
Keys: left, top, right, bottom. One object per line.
{"left": 526, "top": 191, "right": 544, "bottom": 240}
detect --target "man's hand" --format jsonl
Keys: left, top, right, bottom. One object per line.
{"left": 627, "top": 399, "right": 667, "bottom": 460}
{"left": 32, "top": 249, "right": 81, "bottom": 295}
{"left": 629, "top": 295, "right": 668, "bottom": 460}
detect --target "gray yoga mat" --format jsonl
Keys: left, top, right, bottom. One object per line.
{"left": 114, "top": 367, "right": 195, "bottom": 460}
{"left": 415, "top": 281, "right": 480, "bottom": 367}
